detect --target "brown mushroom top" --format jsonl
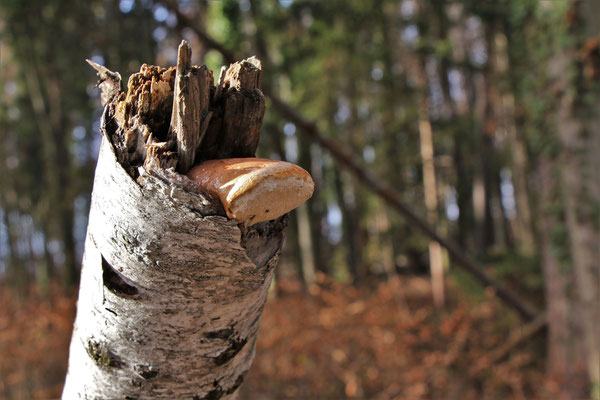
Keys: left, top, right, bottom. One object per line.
{"left": 187, "top": 158, "right": 314, "bottom": 225}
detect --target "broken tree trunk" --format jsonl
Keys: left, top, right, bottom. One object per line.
{"left": 63, "top": 42, "right": 310, "bottom": 399}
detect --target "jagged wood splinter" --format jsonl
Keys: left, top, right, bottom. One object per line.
{"left": 170, "top": 40, "right": 213, "bottom": 173}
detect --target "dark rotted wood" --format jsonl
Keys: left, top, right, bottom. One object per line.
{"left": 197, "top": 58, "right": 265, "bottom": 162}
{"left": 92, "top": 48, "right": 265, "bottom": 174}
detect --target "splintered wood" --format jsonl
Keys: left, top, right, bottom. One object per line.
{"left": 170, "top": 42, "right": 212, "bottom": 173}
{"left": 101, "top": 40, "right": 265, "bottom": 176}
{"left": 111, "top": 64, "right": 177, "bottom": 174}
{"left": 197, "top": 55, "right": 265, "bottom": 163}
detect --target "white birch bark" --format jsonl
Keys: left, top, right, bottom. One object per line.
{"left": 62, "top": 129, "right": 286, "bottom": 399}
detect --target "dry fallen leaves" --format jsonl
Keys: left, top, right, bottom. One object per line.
{"left": 0, "top": 276, "right": 551, "bottom": 400}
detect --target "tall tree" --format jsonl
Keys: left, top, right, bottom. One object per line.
{"left": 531, "top": 0, "right": 600, "bottom": 397}
{"left": 551, "top": 0, "right": 600, "bottom": 395}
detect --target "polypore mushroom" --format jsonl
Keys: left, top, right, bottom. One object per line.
{"left": 187, "top": 158, "right": 314, "bottom": 226}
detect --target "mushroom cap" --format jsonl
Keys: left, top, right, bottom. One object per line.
{"left": 187, "top": 158, "right": 314, "bottom": 225}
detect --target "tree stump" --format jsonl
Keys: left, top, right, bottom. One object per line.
{"left": 63, "top": 42, "right": 311, "bottom": 399}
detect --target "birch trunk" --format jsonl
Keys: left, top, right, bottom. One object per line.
{"left": 64, "top": 47, "right": 289, "bottom": 399}
{"left": 63, "top": 129, "right": 285, "bottom": 399}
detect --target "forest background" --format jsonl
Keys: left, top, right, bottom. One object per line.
{"left": 0, "top": 0, "right": 599, "bottom": 399}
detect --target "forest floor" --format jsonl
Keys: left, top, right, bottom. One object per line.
{"left": 0, "top": 275, "right": 556, "bottom": 399}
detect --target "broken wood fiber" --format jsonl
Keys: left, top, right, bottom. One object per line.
{"left": 99, "top": 41, "right": 266, "bottom": 177}
{"left": 197, "top": 57, "right": 265, "bottom": 162}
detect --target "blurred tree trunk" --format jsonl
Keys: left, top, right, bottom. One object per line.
{"left": 505, "top": 114, "right": 535, "bottom": 254}
{"left": 42, "top": 220, "right": 56, "bottom": 283}
{"left": 414, "top": 54, "right": 445, "bottom": 307}
{"left": 345, "top": 68, "right": 368, "bottom": 284}
{"left": 305, "top": 146, "right": 329, "bottom": 276}
{"left": 539, "top": 158, "right": 589, "bottom": 399}
{"left": 296, "top": 203, "right": 316, "bottom": 285}
{"left": 327, "top": 66, "right": 366, "bottom": 283}
{"left": 284, "top": 199, "right": 304, "bottom": 284}
{"left": 471, "top": 71, "right": 495, "bottom": 253}
{"left": 350, "top": 182, "right": 368, "bottom": 282}
{"left": 334, "top": 169, "right": 358, "bottom": 283}
{"left": 296, "top": 136, "right": 317, "bottom": 285}
{"left": 502, "top": 22, "right": 537, "bottom": 255}
{"left": 450, "top": 14, "right": 477, "bottom": 252}
{"left": 297, "top": 133, "right": 327, "bottom": 276}
{"left": 543, "top": 2, "right": 600, "bottom": 397}
{"left": 486, "top": 23, "right": 516, "bottom": 251}
{"left": 479, "top": 132, "right": 497, "bottom": 252}
{"left": 554, "top": 46, "right": 600, "bottom": 400}
{"left": 452, "top": 132, "right": 475, "bottom": 248}
{"left": 377, "top": 0, "right": 405, "bottom": 274}
{"left": 481, "top": 23, "right": 507, "bottom": 252}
